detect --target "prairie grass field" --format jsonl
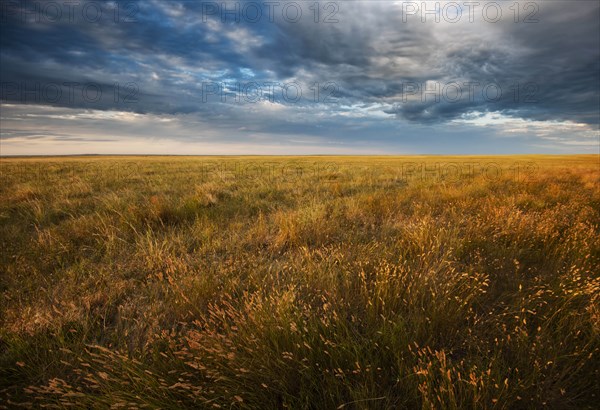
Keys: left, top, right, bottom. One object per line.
{"left": 0, "top": 155, "right": 599, "bottom": 409}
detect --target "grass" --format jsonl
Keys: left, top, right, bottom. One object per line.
{"left": 0, "top": 155, "right": 598, "bottom": 409}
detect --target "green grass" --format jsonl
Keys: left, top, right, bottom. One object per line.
{"left": 0, "top": 155, "right": 598, "bottom": 409}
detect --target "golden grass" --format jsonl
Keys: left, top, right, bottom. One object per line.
{"left": 0, "top": 155, "right": 598, "bottom": 408}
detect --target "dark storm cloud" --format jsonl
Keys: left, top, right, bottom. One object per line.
{"left": 436, "top": 1, "right": 600, "bottom": 125}
{"left": 1, "top": 0, "right": 599, "bottom": 130}
{"left": 253, "top": 1, "right": 600, "bottom": 125}
{"left": 0, "top": 0, "right": 277, "bottom": 115}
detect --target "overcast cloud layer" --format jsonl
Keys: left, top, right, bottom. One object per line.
{"left": 1, "top": 0, "right": 599, "bottom": 154}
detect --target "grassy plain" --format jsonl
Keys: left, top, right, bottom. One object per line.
{"left": 0, "top": 155, "right": 599, "bottom": 408}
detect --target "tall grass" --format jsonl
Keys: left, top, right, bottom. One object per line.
{"left": 1, "top": 155, "right": 598, "bottom": 408}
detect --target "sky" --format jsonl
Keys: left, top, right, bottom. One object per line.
{"left": 1, "top": 0, "right": 599, "bottom": 155}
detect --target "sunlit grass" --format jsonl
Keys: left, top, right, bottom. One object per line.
{"left": 1, "top": 155, "right": 598, "bottom": 408}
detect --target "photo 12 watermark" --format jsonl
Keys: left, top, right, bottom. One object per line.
{"left": 367, "top": 161, "right": 539, "bottom": 183}
{"left": 201, "top": 81, "right": 340, "bottom": 104}
{"left": 0, "top": 81, "right": 140, "bottom": 105}
{"left": 0, "top": 0, "right": 140, "bottom": 23}
{"left": 200, "top": 1, "right": 339, "bottom": 24}
{"left": 400, "top": 1, "right": 539, "bottom": 24}
{"left": 0, "top": 161, "right": 541, "bottom": 194}
{"left": 0, "top": 161, "right": 142, "bottom": 184}
{"left": 396, "top": 81, "right": 539, "bottom": 104}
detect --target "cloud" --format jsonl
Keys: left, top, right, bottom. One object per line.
{"left": 0, "top": 0, "right": 598, "bottom": 154}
